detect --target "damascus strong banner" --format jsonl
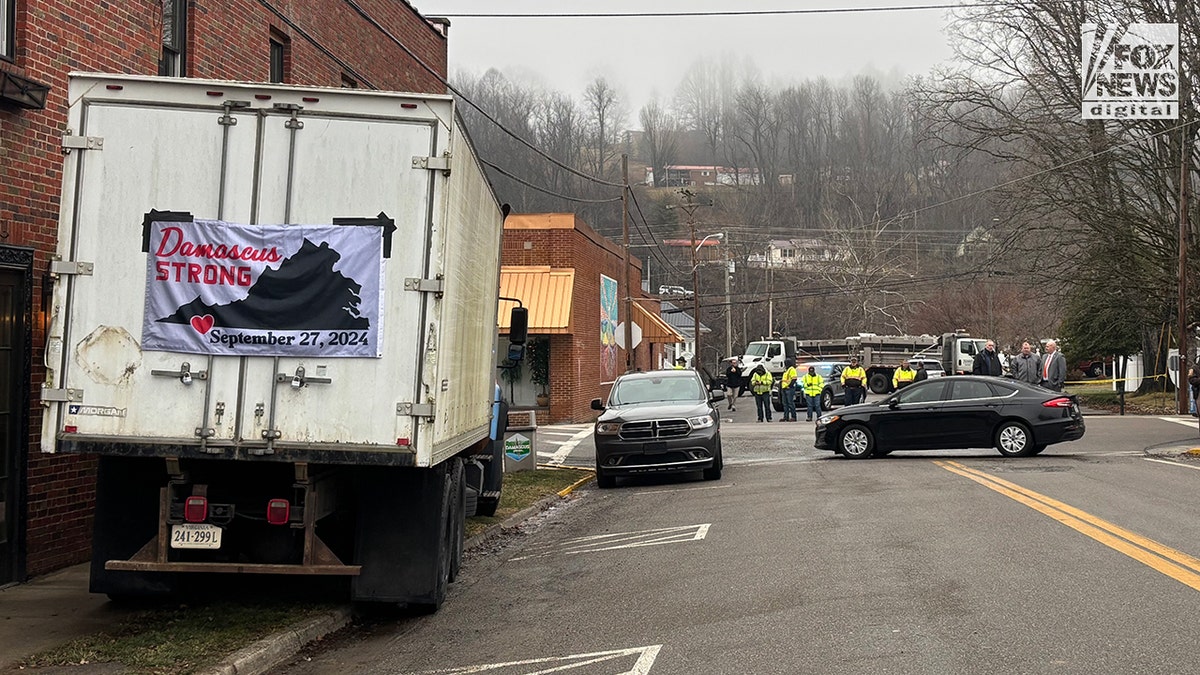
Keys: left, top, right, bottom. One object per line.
{"left": 142, "top": 219, "right": 384, "bottom": 357}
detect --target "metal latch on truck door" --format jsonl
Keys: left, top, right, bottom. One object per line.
{"left": 61, "top": 134, "right": 103, "bottom": 153}
{"left": 275, "top": 366, "right": 331, "bottom": 388}
{"left": 151, "top": 362, "right": 207, "bottom": 385}
{"left": 412, "top": 154, "right": 451, "bottom": 176}
{"left": 404, "top": 277, "right": 444, "bottom": 296}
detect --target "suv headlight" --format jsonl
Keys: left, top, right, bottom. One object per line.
{"left": 595, "top": 422, "right": 621, "bottom": 435}
{"left": 817, "top": 414, "right": 839, "bottom": 426}
{"left": 688, "top": 415, "right": 715, "bottom": 430}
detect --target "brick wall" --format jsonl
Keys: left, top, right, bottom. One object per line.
{"left": 503, "top": 214, "right": 662, "bottom": 424}
{"left": 1, "top": 0, "right": 446, "bottom": 578}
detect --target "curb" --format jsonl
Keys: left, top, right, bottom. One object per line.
{"left": 464, "top": 471, "right": 595, "bottom": 551}
{"left": 196, "top": 607, "right": 352, "bottom": 675}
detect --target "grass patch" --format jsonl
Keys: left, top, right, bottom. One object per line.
{"left": 1074, "top": 389, "right": 1180, "bottom": 414}
{"left": 466, "top": 467, "right": 593, "bottom": 538}
{"left": 20, "top": 600, "right": 332, "bottom": 674}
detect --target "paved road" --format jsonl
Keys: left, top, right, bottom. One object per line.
{"left": 275, "top": 413, "right": 1200, "bottom": 674}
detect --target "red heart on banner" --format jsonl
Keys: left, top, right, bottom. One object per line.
{"left": 190, "top": 314, "right": 215, "bottom": 334}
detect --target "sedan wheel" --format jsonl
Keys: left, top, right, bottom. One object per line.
{"left": 839, "top": 425, "right": 875, "bottom": 459}
{"left": 995, "top": 421, "right": 1034, "bottom": 457}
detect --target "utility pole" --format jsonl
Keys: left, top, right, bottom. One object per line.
{"left": 766, "top": 243, "right": 774, "bottom": 336}
{"left": 1177, "top": 5, "right": 1190, "bottom": 414}
{"left": 725, "top": 258, "right": 733, "bottom": 359}
{"left": 621, "top": 154, "right": 634, "bottom": 373}
{"left": 667, "top": 190, "right": 711, "bottom": 370}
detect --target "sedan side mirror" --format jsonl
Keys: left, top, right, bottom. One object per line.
{"left": 888, "top": 398, "right": 900, "bottom": 409}
{"left": 590, "top": 398, "right": 605, "bottom": 411}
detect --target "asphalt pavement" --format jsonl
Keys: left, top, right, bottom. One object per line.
{"left": 5, "top": 404, "right": 1198, "bottom": 673}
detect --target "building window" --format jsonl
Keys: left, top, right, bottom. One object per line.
{"left": 269, "top": 37, "right": 286, "bottom": 83}
{"left": 159, "top": 0, "right": 187, "bottom": 77}
{"left": 340, "top": 74, "right": 358, "bottom": 89}
{"left": 1, "top": 0, "right": 13, "bottom": 60}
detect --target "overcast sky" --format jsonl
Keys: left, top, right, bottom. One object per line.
{"left": 414, "top": 0, "right": 958, "bottom": 119}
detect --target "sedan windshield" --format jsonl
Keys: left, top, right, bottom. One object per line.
{"left": 610, "top": 376, "right": 704, "bottom": 405}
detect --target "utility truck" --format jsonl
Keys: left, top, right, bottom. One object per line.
{"left": 40, "top": 74, "right": 526, "bottom": 609}
{"left": 740, "top": 331, "right": 986, "bottom": 393}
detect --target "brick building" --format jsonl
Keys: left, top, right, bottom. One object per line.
{"left": 0, "top": 0, "right": 448, "bottom": 581}
{"left": 499, "top": 213, "right": 684, "bottom": 424}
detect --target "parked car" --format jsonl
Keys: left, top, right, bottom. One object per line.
{"left": 1076, "top": 356, "right": 1113, "bottom": 378}
{"left": 591, "top": 369, "right": 724, "bottom": 488}
{"left": 909, "top": 358, "right": 945, "bottom": 378}
{"left": 772, "top": 361, "right": 850, "bottom": 412}
{"left": 814, "top": 375, "right": 1085, "bottom": 459}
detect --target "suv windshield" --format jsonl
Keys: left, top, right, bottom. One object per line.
{"left": 609, "top": 376, "right": 704, "bottom": 405}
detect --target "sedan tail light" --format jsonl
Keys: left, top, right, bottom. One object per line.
{"left": 1043, "top": 397, "right": 1074, "bottom": 408}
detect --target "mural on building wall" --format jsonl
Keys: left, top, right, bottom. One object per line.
{"left": 600, "top": 274, "right": 618, "bottom": 382}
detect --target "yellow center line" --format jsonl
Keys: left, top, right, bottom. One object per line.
{"left": 935, "top": 460, "right": 1200, "bottom": 592}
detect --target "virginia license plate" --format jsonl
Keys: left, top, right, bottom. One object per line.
{"left": 170, "top": 523, "right": 222, "bottom": 549}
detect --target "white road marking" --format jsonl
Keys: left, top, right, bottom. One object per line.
{"left": 1143, "top": 457, "right": 1200, "bottom": 471}
{"left": 544, "top": 426, "right": 593, "bottom": 466}
{"left": 1158, "top": 416, "right": 1200, "bottom": 428}
{"left": 632, "top": 485, "right": 731, "bottom": 496}
{"left": 406, "top": 645, "right": 661, "bottom": 674}
{"left": 511, "top": 524, "right": 709, "bottom": 561}
{"left": 726, "top": 456, "right": 821, "bottom": 466}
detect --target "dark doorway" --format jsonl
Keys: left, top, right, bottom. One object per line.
{"left": 0, "top": 254, "right": 31, "bottom": 584}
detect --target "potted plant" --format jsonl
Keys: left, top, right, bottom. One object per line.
{"left": 528, "top": 338, "right": 551, "bottom": 407}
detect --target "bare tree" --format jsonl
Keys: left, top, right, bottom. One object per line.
{"left": 640, "top": 97, "right": 680, "bottom": 187}
{"left": 583, "top": 77, "right": 627, "bottom": 181}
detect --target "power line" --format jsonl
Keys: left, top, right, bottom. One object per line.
{"left": 339, "top": 0, "right": 625, "bottom": 189}
{"left": 480, "top": 159, "right": 623, "bottom": 203}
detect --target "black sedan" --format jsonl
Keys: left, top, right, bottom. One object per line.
{"left": 814, "top": 375, "right": 1085, "bottom": 459}
{"left": 591, "top": 369, "right": 724, "bottom": 488}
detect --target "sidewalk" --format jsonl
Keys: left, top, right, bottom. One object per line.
{"left": 0, "top": 563, "right": 135, "bottom": 668}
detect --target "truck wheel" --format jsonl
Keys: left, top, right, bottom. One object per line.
{"left": 868, "top": 373, "right": 891, "bottom": 394}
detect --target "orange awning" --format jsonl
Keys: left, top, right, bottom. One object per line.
{"left": 632, "top": 300, "right": 685, "bottom": 343}
{"left": 498, "top": 266, "right": 574, "bottom": 334}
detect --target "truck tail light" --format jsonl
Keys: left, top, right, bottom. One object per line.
{"left": 1043, "top": 397, "right": 1074, "bottom": 408}
{"left": 184, "top": 496, "right": 208, "bottom": 523}
{"left": 266, "top": 499, "right": 290, "bottom": 525}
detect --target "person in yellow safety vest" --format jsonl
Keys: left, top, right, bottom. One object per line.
{"left": 779, "top": 358, "right": 799, "bottom": 422}
{"left": 840, "top": 357, "right": 867, "bottom": 406}
{"left": 801, "top": 365, "right": 825, "bottom": 421}
{"left": 892, "top": 361, "right": 917, "bottom": 390}
{"left": 750, "top": 364, "right": 774, "bottom": 422}
{"left": 673, "top": 356, "right": 686, "bottom": 369}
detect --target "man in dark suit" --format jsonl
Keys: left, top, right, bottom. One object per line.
{"left": 972, "top": 340, "right": 1004, "bottom": 376}
{"left": 1040, "top": 339, "right": 1066, "bottom": 391}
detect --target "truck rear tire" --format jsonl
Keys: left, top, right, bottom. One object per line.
{"left": 868, "top": 373, "right": 891, "bottom": 394}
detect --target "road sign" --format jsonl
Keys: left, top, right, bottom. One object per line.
{"left": 614, "top": 321, "right": 643, "bottom": 349}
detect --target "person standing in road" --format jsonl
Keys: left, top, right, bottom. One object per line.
{"left": 914, "top": 361, "right": 928, "bottom": 382}
{"left": 1040, "top": 339, "right": 1066, "bottom": 391}
{"left": 840, "top": 357, "right": 867, "bottom": 406}
{"left": 780, "top": 358, "right": 799, "bottom": 422}
{"left": 1187, "top": 357, "right": 1200, "bottom": 416}
{"left": 722, "top": 358, "right": 742, "bottom": 412}
{"left": 972, "top": 340, "right": 1004, "bottom": 376}
{"left": 892, "top": 361, "right": 917, "bottom": 390}
{"left": 1011, "top": 341, "right": 1042, "bottom": 385}
{"left": 673, "top": 356, "right": 686, "bottom": 369}
{"left": 750, "top": 364, "right": 774, "bottom": 422}
{"left": 801, "top": 365, "right": 825, "bottom": 421}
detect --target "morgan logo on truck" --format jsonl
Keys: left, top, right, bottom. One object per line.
{"left": 143, "top": 219, "right": 383, "bottom": 357}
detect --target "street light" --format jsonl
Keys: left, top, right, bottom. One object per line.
{"left": 692, "top": 232, "right": 723, "bottom": 371}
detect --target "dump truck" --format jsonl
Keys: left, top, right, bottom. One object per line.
{"left": 39, "top": 73, "right": 526, "bottom": 609}
{"left": 741, "top": 331, "right": 987, "bottom": 393}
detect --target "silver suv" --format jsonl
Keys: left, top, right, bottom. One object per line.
{"left": 591, "top": 369, "right": 724, "bottom": 488}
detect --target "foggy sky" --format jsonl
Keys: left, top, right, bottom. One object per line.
{"left": 414, "top": 0, "right": 956, "bottom": 116}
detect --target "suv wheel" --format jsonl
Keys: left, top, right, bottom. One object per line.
{"left": 703, "top": 444, "right": 723, "bottom": 481}
{"left": 596, "top": 467, "right": 616, "bottom": 489}
{"left": 820, "top": 388, "right": 834, "bottom": 411}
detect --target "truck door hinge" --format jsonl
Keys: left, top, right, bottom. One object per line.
{"left": 412, "top": 154, "right": 451, "bottom": 175}
{"left": 62, "top": 135, "right": 104, "bottom": 152}
{"left": 404, "top": 277, "right": 444, "bottom": 295}
{"left": 398, "top": 402, "right": 435, "bottom": 419}
{"left": 41, "top": 386, "right": 84, "bottom": 403}
{"left": 49, "top": 260, "right": 94, "bottom": 276}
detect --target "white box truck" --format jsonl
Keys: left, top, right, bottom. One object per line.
{"left": 40, "top": 73, "right": 525, "bottom": 609}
